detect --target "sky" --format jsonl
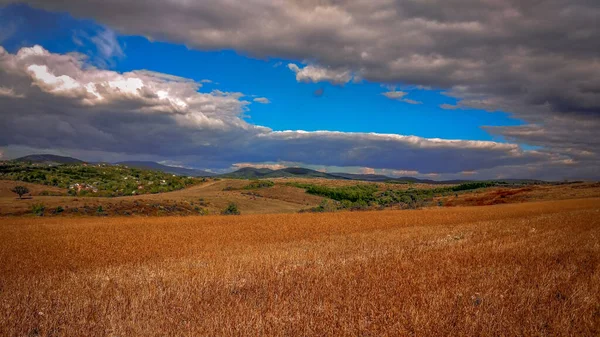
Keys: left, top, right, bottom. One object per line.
{"left": 0, "top": 1, "right": 598, "bottom": 180}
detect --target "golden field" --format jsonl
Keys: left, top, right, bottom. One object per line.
{"left": 1, "top": 198, "right": 599, "bottom": 336}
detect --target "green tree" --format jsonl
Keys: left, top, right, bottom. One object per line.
{"left": 11, "top": 186, "right": 29, "bottom": 199}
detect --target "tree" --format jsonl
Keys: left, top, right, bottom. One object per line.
{"left": 11, "top": 186, "right": 29, "bottom": 199}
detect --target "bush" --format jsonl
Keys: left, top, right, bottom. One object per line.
{"left": 303, "top": 199, "right": 341, "bottom": 213}
{"left": 96, "top": 205, "right": 104, "bottom": 215}
{"left": 54, "top": 206, "right": 64, "bottom": 214}
{"left": 31, "top": 203, "right": 45, "bottom": 216}
{"left": 221, "top": 202, "right": 241, "bottom": 215}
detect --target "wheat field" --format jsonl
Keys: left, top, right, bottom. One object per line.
{"left": 1, "top": 198, "right": 599, "bottom": 336}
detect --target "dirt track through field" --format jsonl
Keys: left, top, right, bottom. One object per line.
{"left": 1, "top": 198, "right": 599, "bottom": 336}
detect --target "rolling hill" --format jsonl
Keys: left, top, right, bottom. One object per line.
{"left": 220, "top": 167, "right": 346, "bottom": 179}
{"left": 12, "top": 154, "right": 84, "bottom": 165}
{"left": 116, "top": 161, "right": 215, "bottom": 177}
{"left": 219, "top": 167, "right": 276, "bottom": 179}
{"left": 221, "top": 168, "right": 471, "bottom": 184}
{"left": 328, "top": 172, "right": 396, "bottom": 182}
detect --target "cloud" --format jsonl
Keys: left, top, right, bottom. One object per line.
{"left": 72, "top": 27, "right": 124, "bottom": 67}
{"left": 382, "top": 90, "right": 422, "bottom": 104}
{"left": 439, "top": 103, "right": 459, "bottom": 110}
{"left": 12, "top": 0, "right": 598, "bottom": 166}
{"left": 382, "top": 91, "right": 407, "bottom": 99}
{"left": 0, "top": 17, "right": 17, "bottom": 44}
{"left": 0, "top": 45, "right": 594, "bottom": 179}
{"left": 360, "top": 167, "right": 375, "bottom": 175}
{"left": 0, "top": 86, "right": 24, "bottom": 98}
{"left": 388, "top": 170, "right": 420, "bottom": 177}
{"left": 253, "top": 97, "right": 270, "bottom": 104}
{"left": 89, "top": 27, "right": 123, "bottom": 60}
{"left": 288, "top": 63, "right": 352, "bottom": 85}
{"left": 233, "top": 162, "right": 287, "bottom": 170}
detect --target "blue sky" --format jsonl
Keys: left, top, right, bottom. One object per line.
{"left": 0, "top": 3, "right": 522, "bottom": 141}
{"left": 0, "top": 1, "right": 596, "bottom": 180}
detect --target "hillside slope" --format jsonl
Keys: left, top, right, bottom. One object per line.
{"left": 116, "top": 161, "right": 215, "bottom": 177}
{"left": 13, "top": 154, "right": 84, "bottom": 165}
{"left": 221, "top": 167, "right": 346, "bottom": 179}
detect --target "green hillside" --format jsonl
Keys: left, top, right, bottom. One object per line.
{"left": 0, "top": 162, "right": 201, "bottom": 197}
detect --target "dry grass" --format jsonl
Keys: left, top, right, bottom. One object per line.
{"left": 0, "top": 180, "right": 66, "bottom": 197}
{"left": 1, "top": 198, "right": 599, "bottom": 336}
{"left": 442, "top": 182, "right": 600, "bottom": 207}
{"left": 2, "top": 179, "right": 599, "bottom": 216}
{"left": 0, "top": 179, "right": 321, "bottom": 216}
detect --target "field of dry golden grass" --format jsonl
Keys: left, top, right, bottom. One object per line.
{"left": 1, "top": 198, "right": 599, "bottom": 336}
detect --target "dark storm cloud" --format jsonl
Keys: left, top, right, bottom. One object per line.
{"left": 0, "top": 0, "right": 598, "bottom": 178}
{"left": 0, "top": 45, "right": 560, "bottom": 175}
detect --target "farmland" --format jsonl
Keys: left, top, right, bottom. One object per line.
{"left": 1, "top": 164, "right": 599, "bottom": 335}
{"left": 1, "top": 198, "right": 599, "bottom": 335}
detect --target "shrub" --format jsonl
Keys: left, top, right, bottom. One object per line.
{"left": 304, "top": 199, "right": 339, "bottom": 213}
{"left": 31, "top": 204, "right": 45, "bottom": 216}
{"left": 194, "top": 207, "right": 209, "bottom": 215}
{"left": 55, "top": 206, "right": 64, "bottom": 214}
{"left": 221, "top": 203, "right": 241, "bottom": 215}
{"left": 350, "top": 200, "right": 370, "bottom": 211}
{"left": 96, "top": 206, "right": 104, "bottom": 215}
{"left": 245, "top": 180, "right": 275, "bottom": 189}
{"left": 11, "top": 186, "right": 29, "bottom": 199}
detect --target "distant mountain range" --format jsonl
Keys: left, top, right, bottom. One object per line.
{"left": 218, "top": 167, "right": 472, "bottom": 184}
{"left": 10, "top": 155, "right": 214, "bottom": 177}
{"left": 220, "top": 167, "right": 341, "bottom": 179}
{"left": 115, "top": 161, "right": 215, "bottom": 177}
{"left": 9, "top": 154, "right": 546, "bottom": 183}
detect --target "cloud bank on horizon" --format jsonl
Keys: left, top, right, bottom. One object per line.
{"left": 0, "top": 0, "right": 598, "bottom": 180}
